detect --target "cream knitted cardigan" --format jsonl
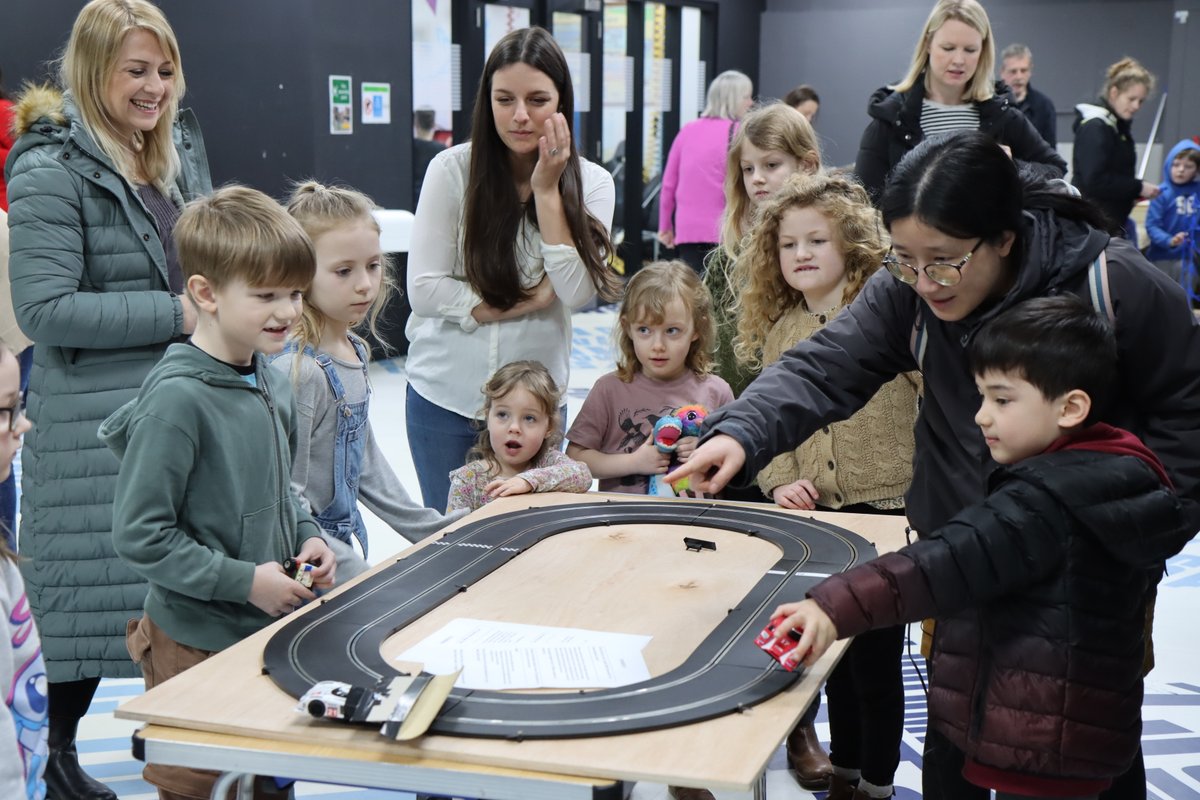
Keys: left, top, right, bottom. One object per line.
{"left": 755, "top": 303, "right": 921, "bottom": 508}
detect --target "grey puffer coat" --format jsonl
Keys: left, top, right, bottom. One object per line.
{"left": 4, "top": 86, "right": 212, "bottom": 681}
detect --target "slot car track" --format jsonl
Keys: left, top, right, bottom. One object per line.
{"left": 263, "top": 500, "right": 876, "bottom": 738}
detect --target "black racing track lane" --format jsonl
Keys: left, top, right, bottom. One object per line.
{"left": 262, "top": 500, "right": 876, "bottom": 738}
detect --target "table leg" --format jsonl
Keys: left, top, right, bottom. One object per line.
{"left": 209, "top": 771, "right": 254, "bottom": 800}
{"left": 752, "top": 770, "right": 767, "bottom": 800}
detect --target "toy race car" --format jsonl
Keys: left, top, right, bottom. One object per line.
{"left": 283, "top": 557, "right": 315, "bottom": 588}
{"left": 755, "top": 615, "right": 803, "bottom": 671}
{"left": 297, "top": 680, "right": 382, "bottom": 723}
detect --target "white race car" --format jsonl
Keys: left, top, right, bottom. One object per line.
{"left": 296, "top": 680, "right": 382, "bottom": 723}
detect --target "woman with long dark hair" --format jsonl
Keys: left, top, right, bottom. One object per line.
{"left": 670, "top": 130, "right": 1200, "bottom": 800}
{"left": 406, "top": 26, "right": 619, "bottom": 511}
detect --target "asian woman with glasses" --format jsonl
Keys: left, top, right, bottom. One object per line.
{"left": 668, "top": 129, "right": 1200, "bottom": 800}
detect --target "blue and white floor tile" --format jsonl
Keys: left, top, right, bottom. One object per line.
{"left": 76, "top": 306, "right": 1200, "bottom": 798}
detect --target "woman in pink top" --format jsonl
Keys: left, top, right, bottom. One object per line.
{"left": 657, "top": 70, "right": 753, "bottom": 275}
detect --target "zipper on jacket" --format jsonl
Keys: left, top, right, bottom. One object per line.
{"left": 256, "top": 374, "right": 293, "bottom": 559}
{"left": 968, "top": 619, "right": 992, "bottom": 743}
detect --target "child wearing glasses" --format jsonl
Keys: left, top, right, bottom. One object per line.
{"left": 731, "top": 172, "right": 919, "bottom": 800}
{"left": 768, "top": 296, "right": 1187, "bottom": 800}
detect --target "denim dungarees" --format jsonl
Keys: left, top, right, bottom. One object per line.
{"left": 285, "top": 338, "right": 372, "bottom": 558}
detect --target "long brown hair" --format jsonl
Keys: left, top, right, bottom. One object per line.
{"left": 462, "top": 27, "right": 619, "bottom": 309}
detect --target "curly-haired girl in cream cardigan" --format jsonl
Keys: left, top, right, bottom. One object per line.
{"left": 732, "top": 172, "right": 920, "bottom": 800}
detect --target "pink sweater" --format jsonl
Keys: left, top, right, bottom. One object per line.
{"left": 658, "top": 117, "right": 737, "bottom": 245}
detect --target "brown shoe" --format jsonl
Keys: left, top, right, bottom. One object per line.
{"left": 667, "top": 786, "right": 716, "bottom": 800}
{"left": 785, "top": 721, "right": 832, "bottom": 789}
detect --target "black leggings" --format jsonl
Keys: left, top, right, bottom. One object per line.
{"left": 48, "top": 677, "right": 101, "bottom": 721}
{"left": 824, "top": 624, "right": 906, "bottom": 786}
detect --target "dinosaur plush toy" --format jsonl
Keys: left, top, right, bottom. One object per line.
{"left": 648, "top": 404, "right": 708, "bottom": 497}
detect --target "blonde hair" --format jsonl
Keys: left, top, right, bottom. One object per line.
{"left": 468, "top": 360, "right": 563, "bottom": 475}
{"left": 702, "top": 70, "right": 753, "bottom": 119}
{"left": 1103, "top": 57, "right": 1155, "bottom": 98}
{"left": 615, "top": 260, "right": 716, "bottom": 382}
{"left": 893, "top": 0, "right": 996, "bottom": 103}
{"left": 60, "top": 0, "right": 185, "bottom": 190}
{"left": 176, "top": 185, "right": 315, "bottom": 292}
{"left": 284, "top": 180, "right": 396, "bottom": 359}
{"left": 720, "top": 103, "right": 822, "bottom": 261}
{"left": 732, "top": 174, "right": 887, "bottom": 371}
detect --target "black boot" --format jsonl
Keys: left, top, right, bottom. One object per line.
{"left": 44, "top": 715, "right": 117, "bottom": 800}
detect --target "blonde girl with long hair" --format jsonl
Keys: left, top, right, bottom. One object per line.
{"left": 4, "top": 2, "right": 213, "bottom": 796}
{"left": 705, "top": 102, "right": 822, "bottom": 398}
{"left": 733, "top": 173, "right": 920, "bottom": 800}
{"left": 275, "top": 181, "right": 464, "bottom": 581}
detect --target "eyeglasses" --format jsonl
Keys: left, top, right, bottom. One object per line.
{"left": 883, "top": 239, "right": 983, "bottom": 287}
{"left": 0, "top": 400, "right": 25, "bottom": 434}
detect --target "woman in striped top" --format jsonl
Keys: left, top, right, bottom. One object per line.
{"left": 854, "top": 0, "right": 1065, "bottom": 203}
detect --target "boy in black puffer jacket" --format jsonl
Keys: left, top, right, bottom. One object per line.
{"left": 767, "top": 295, "right": 1187, "bottom": 800}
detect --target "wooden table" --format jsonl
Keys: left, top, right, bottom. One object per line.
{"left": 117, "top": 493, "right": 911, "bottom": 799}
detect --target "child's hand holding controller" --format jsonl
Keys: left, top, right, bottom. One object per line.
{"left": 294, "top": 536, "right": 337, "bottom": 589}
{"left": 765, "top": 599, "right": 840, "bottom": 670}
{"left": 250, "top": 562, "right": 316, "bottom": 617}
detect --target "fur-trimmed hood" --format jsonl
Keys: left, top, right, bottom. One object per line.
{"left": 10, "top": 84, "right": 67, "bottom": 139}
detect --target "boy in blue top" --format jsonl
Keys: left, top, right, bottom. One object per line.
{"left": 1145, "top": 140, "right": 1200, "bottom": 282}
{"left": 101, "top": 185, "right": 335, "bottom": 800}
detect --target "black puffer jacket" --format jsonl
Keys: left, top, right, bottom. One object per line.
{"left": 854, "top": 77, "right": 1067, "bottom": 202}
{"left": 807, "top": 433, "right": 1185, "bottom": 779}
{"left": 704, "top": 210, "right": 1200, "bottom": 537}
{"left": 1072, "top": 100, "right": 1141, "bottom": 231}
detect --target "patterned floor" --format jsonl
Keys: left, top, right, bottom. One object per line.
{"left": 76, "top": 306, "right": 1200, "bottom": 798}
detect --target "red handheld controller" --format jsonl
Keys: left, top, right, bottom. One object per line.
{"left": 755, "top": 615, "right": 803, "bottom": 671}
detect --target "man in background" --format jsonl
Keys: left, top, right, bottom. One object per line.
{"left": 999, "top": 43, "right": 1057, "bottom": 149}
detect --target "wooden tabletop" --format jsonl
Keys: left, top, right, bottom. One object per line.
{"left": 117, "top": 493, "right": 910, "bottom": 792}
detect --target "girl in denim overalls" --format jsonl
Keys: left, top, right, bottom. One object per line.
{"left": 273, "top": 182, "right": 465, "bottom": 580}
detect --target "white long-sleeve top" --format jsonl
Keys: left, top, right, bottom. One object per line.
{"left": 405, "top": 143, "right": 615, "bottom": 418}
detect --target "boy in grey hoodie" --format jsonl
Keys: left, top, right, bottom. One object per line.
{"left": 101, "top": 185, "right": 335, "bottom": 800}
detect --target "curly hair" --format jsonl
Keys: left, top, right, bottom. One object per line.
{"left": 467, "top": 360, "right": 564, "bottom": 476}
{"left": 732, "top": 173, "right": 887, "bottom": 371}
{"left": 615, "top": 260, "right": 715, "bottom": 382}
